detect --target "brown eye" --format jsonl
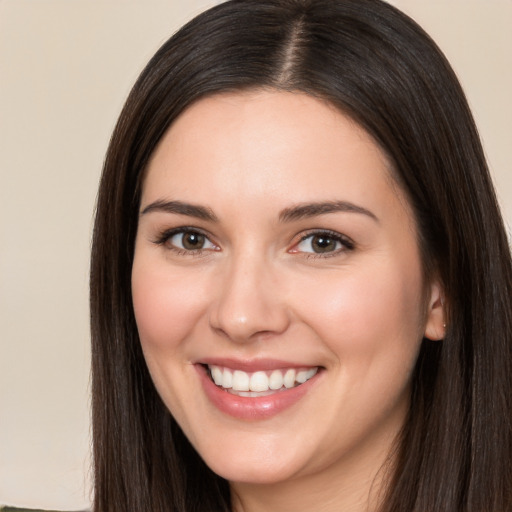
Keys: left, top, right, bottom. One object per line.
{"left": 182, "top": 232, "right": 205, "bottom": 250}
{"left": 168, "top": 230, "right": 216, "bottom": 252}
{"left": 310, "top": 235, "right": 338, "bottom": 253}
{"left": 295, "top": 231, "right": 353, "bottom": 255}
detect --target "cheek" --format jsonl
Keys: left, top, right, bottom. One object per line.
{"left": 131, "top": 258, "right": 208, "bottom": 353}
{"left": 131, "top": 256, "right": 211, "bottom": 424}
{"left": 293, "top": 258, "right": 425, "bottom": 364}
{"left": 291, "top": 260, "right": 425, "bottom": 440}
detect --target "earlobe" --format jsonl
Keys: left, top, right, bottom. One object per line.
{"left": 424, "top": 281, "right": 446, "bottom": 341}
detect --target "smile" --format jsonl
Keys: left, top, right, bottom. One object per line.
{"left": 207, "top": 365, "right": 319, "bottom": 396}
{"left": 197, "top": 362, "right": 323, "bottom": 420}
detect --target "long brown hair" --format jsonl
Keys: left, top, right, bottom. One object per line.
{"left": 90, "top": 1, "right": 512, "bottom": 510}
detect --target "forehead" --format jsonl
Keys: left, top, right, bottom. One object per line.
{"left": 142, "top": 90, "right": 410, "bottom": 226}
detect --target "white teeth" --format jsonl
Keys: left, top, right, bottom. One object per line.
{"left": 283, "top": 369, "right": 296, "bottom": 388}
{"left": 222, "top": 367, "right": 233, "bottom": 389}
{"left": 211, "top": 366, "right": 223, "bottom": 385}
{"left": 296, "top": 369, "right": 309, "bottom": 384}
{"left": 207, "top": 365, "right": 319, "bottom": 393}
{"left": 296, "top": 367, "right": 318, "bottom": 383}
{"left": 250, "top": 371, "right": 269, "bottom": 392}
{"left": 231, "top": 390, "right": 277, "bottom": 397}
{"left": 269, "top": 369, "right": 284, "bottom": 390}
{"left": 232, "top": 370, "right": 250, "bottom": 391}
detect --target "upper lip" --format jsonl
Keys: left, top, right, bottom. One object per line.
{"left": 196, "top": 357, "right": 320, "bottom": 372}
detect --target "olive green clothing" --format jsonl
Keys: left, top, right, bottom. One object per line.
{"left": 1, "top": 507, "right": 86, "bottom": 512}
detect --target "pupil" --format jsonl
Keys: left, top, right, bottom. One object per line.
{"left": 313, "top": 236, "right": 335, "bottom": 253}
{"left": 183, "top": 232, "right": 204, "bottom": 250}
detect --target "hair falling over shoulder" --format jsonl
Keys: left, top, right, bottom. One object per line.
{"left": 90, "top": 1, "right": 512, "bottom": 510}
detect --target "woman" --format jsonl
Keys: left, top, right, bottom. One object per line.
{"left": 90, "top": 0, "right": 512, "bottom": 511}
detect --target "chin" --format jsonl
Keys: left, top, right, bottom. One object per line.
{"left": 206, "top": 457, "right": 300, "bottom": 485}
{"left": 191, "top": 433, "right": 308, "bottom": 485}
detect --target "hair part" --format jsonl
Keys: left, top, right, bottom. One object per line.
{"left": 276, "top": 14, "right": 305, "bottom": 84}
{"left": 90, "top": 1, "right": 512, "bottom": 511}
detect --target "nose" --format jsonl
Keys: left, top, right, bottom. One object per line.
{"left": 208, "top": 253, "right": 291, "bottom": 343}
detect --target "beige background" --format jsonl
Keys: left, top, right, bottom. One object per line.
{"left": 0, "top": 1, "right": 510, "bottom": 510}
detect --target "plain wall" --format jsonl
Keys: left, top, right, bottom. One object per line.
{"left": 0, "top": 1, "right": 510, "bottom": 510}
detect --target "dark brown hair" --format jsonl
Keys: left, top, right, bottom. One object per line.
{"left": 90, "top": 1, "right": 512, "bottom": 510}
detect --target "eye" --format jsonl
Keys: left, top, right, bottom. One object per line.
{"left": 293, "top": 231, "right": 354, "bottom": 255}
{"left": 156, "top": 228, "right": 218, "bottom": 253}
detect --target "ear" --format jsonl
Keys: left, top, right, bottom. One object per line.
{"left": 424, "top": 280, "right": 446, "bottom": 341}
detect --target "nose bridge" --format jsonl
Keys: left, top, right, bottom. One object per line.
{"left": 209, "top": 246, "right": 289, "bottom": 342}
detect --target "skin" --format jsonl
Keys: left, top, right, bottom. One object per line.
{"left": 131, "top": 90, "right": 445, "bottom": 512}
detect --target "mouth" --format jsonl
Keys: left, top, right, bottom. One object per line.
{"left": 204, "top": 364, "right": 319, "bottom": 397}
{"left": 197, "top": 361, "right": 323, "bottom": 420}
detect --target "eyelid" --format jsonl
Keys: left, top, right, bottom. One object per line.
{"left": 289, "top": 229, "right": 355, "bottom": 256}
{"left": 152, "top": 226, "right": 353, "bottom": 258}
{"left": 153, "top": 226, "right": 219, "bottom": 254}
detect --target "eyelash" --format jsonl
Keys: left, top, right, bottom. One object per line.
{"left": 153, "top": 227, "right": 355, "bottom": 258}
{"left": 153, "top": 227, "right": 217, "bottom": 257}
{"left": 294, "top": 229, "right": 355, "bottom": 258}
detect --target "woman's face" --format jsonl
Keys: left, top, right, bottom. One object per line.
{"left": 132, "top": 91, "right": 443, "bottom": 488}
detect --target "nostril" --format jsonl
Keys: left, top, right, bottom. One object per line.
{"left": 208, "top": 300, "right": 291, "bottom": 343}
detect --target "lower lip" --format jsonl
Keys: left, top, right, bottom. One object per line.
{"left": 196, "top": 365, "right": 320, "bottom": 421}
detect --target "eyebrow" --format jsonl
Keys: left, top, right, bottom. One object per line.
{"left": 140, "top": 200, "right": 218, "bottom": 222}
{"left": 279, "top": 201, "right": 378, "bottom": 223}
{"left": 140, "top": 199, "right": 378, "bottom": 224}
